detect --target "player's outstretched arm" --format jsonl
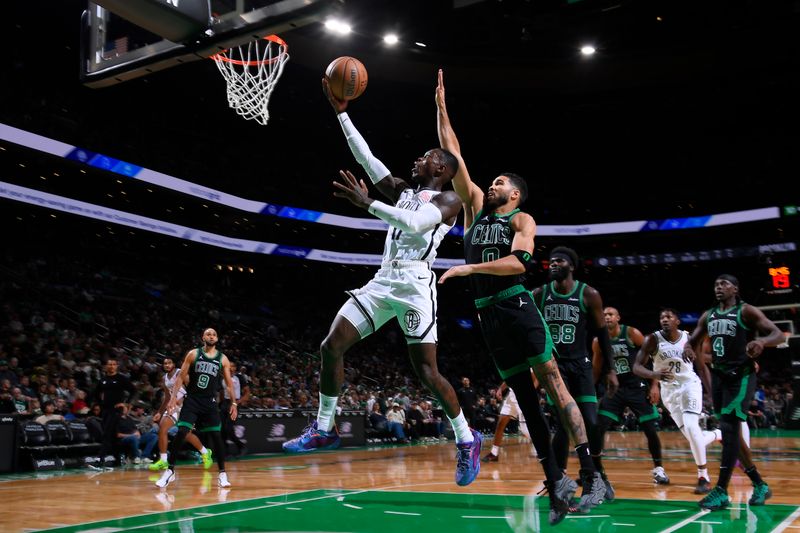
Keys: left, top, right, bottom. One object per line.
{"left": 333, "top": 170, "right": 459, "bottom": 234}
{"left": 221, "top": 356, "right": 238, "bottom": 420}
{"left": 742, "top": 304, "right": 785, "bottom": 358}
{"left": 169, "top": 352, "right": 194, "bottom": 411}
{"left": 586, "top": 287, "right": 618, "bottom": 396}
{"left": 435, "top": 69, "right": 483, "bottom": 228}
{"left": 323, "top": 79, "right": 409, "bottom": 203}
{"left": 684, "top": 311, "right": 709, "bottom": 363}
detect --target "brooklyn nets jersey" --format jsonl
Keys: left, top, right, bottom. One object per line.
{"left": 653, "top": 330, "right": 698, "bottom": 384}
{"left": 381, "top": 188, "right": 453, "bottom": 263}
{"left": 164, "top": 369, "right": 186, "bottom": 402}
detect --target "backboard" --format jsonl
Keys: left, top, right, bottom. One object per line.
{"left": 81, "top": 0, "right": 338, "bottom": 88}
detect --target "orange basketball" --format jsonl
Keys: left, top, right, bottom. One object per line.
{"left": 325, "top": 56, "right": 368, "bottom": 101}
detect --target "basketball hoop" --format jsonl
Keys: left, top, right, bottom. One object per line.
{"left": 210, "top": 35, "right": 289, "bottom": 126}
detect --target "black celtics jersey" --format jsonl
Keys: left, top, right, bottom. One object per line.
{"left": 464, "top": 208, "right": 526, "bottom": 299}
{"left": 188, "top": 348, "right": 223, "bottom": 397}
{"left": 707, "top": 302, "right": 752, "bottom": 375}
{"left": 611, "top": 325, "right": 643, "bottom": 388}
{"left": 536, "top": 281, "right": 589, "bottom": 360}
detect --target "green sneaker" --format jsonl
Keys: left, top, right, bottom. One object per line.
{"left": 749, "top": 482, "right": 772, "bottom": 506}
{"left": 148, "top": 458, "right": 169, "bottom": 471}
{"left": 201, "top": 449, "right": 213, "bottom": 470}
{"left": 699, "top": 486, "right": 730, "bottom": 511}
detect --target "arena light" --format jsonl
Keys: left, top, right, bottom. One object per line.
{"left": 415, "top": 41, "right": 427, "bottom": 47}
{"left": 581, "top": 45, "right": 596, "bottom": 56}
{"left": 324, "top": 19, "right": 351, "bottom": 35}
{"left": 383, "top": 33, "right": 399, "bottom": 45}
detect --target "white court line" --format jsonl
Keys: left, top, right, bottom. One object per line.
{"left": 343, "top": 504, "right": 362, "bottom": 510}
{"left": 116, "top": 489, "right": 370, "bottom": 531}
{"left": 660, "top": 509, "right": 710, "bottom": 533}
{"left": 461, "top": 516, "right": 511, "bottom": 519}
{"left": 193, "top": 513, "right": 214, "bottom": 517}
{"left": 613, "top": 524, "right": 636, "bottom": 527}
{"left": 286, "top": 507, "right": 302, "bottom": 511}
{"left": 652, "top": 509, "right": 688, "bottom": 515}
{"left": 565, "top": 515, "right": 611, "bottom": 519}
{"left": 695, "top": 521, "right": 722, "bottom": 525}
{"left": 774, "top": 506, "right": 800, "bottom": 533}
{"left": 384, "top": 511, "right": 421, "bottom": 516}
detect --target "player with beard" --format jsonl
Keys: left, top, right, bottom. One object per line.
{"left": 532, "top": 246, "right": 619, "bottom": 500}
{"left": 283, "top": 77, "right": 483, "bottom": 489}
{"left": 155, "top": 328, "right": 237, "bottom": 489}
{"left": 683, "top": 274, "right": 784, "bottom": 510}
{"left": 435, "top": 70, "right": 606, "bottom": 520}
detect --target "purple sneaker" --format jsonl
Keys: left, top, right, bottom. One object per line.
{"left": 455, "top": 429, "right": 482, "bottom": 486}
{"left": 282, "top": 421, "right": 341, "bottom": 453}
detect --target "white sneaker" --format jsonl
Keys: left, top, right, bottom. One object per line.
{"left": 713, "top": 429, "right": 723, "bottom": 442}
{"left": 133, "top": 457, "right": 142, "bottom": 465}
{"left": 156, "top": 468, "right": 175, "bottom": 488}
{"left": 218, "top": 472, "right": 231, "bottom": 488}
{"left": 652, "top": 466, "right": 670, "bottom": 485}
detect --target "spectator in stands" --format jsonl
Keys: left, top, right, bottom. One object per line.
{"left": 370, "top": 402, "right": 406, "bottom": 442}
{"left": 456, "top": 377, "right": 477, "bottom": 425}
{"left": 116, "top": 404, "right": 145, "bottom": 463}
{"left": 95, "top": 357, "right": 136, "bottom": 460}
{"left": 747, "top": 399, "right": 766, "bottom": 429}
{"left": 11, "top": 387, "right": 29, "bottom": 414}
{"left": 0, "top": 361, "right": 16, "bottom": 386}
{"left": 18, "top": 375, "right": 35, "bottom": 398}
{"left": 386, "top": 402, "right": 408, "bottom": 440}
{"left": 71, "top": 389, "right": 89, "bottom": 415}
{"left": 472, "top": 396, "right": 497, "bottom": 433}
{"left": 35, "top": 400, "right": 64, "bottom": 425}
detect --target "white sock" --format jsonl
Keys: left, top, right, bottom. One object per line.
{"left": 448, "top": 411, "right": 473, "bottom": 444}
{"left": 199, "top": 447, "right": 208, "bottom": 455}
{"left": 698, "top": 467, "right": 709, "bottom": 480}
{"left": 491, "top": 445, "right": 500, "bottom": 456}
{"left": 160, "top": 453, "right": 168, "bottom": 462}
{"left": 519, "top": 420, "right": 530, "bottom": 440}
{"left": 741, "top": 421, "right": 751, "bottom": 446}
{"left": 317, "top": 393, "right": 338, "bottom": 432}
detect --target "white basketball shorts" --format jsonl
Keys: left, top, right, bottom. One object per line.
{"left": 660, "top": 376, "right": 703, "bottom": 428}
{"left": 499, "top": 388, "right": 525, "bottom": 422}
{"left": 338, "top": 260, "right": 438, "bottom": 345}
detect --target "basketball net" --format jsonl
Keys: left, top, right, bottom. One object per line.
{"left": 210, "top": 35, "right": 289, "bottom": 126}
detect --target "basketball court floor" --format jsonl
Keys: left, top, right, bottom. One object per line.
{"left": 1, "top": 430, "right": 798, "bottom": 532}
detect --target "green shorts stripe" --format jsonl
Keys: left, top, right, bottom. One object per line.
{"left": 199, "top": 425, "right": 222, "bottom": 432}
{"left": 638, "top": 405, "right": 660, "bottom": 423}
{"left": 598, "top": 409, "right": 620, "bottom": 422}
{"left": 721, "top": 367, "right": 753, "bottom": 421}
{"left": 176, "top": 421, "right": 193, "bottom": 429}
{"left": 575, "top": 395, "right": 597, "bottom": 403}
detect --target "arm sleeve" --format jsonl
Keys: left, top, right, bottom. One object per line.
{"left": 338, "top": 113, "right": 391, "bottom": 184}
{"left": 367, "top": 201, "right": 443, "bottom": 234}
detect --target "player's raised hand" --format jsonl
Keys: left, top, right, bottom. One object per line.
{"left": 322, "top": 78, "right": 348, "bottom": 114}
{"left": 435, "top": 69, "right": 446, "bottom": 109}
{"left": 333, "top": 170, "right": 371, "bottom": 209}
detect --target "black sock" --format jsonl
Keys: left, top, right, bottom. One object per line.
{"left": 717, "top": 417, "right": 740, "bottom": 490}
{"left": 642, "top": 421, "right": 663, "bottom": 468}
{"left": 575, "top": 442, "right": 594, "bottom": 473}
{"left": 209, "top": 431, "right": 226, "bottom": 472}
{"left": 168, "top": 426, "right": 190, "bottom": 470}
{"left": 744, "top": 466, "right": 764, "bottom": 485}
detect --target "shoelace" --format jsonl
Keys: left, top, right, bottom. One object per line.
{"left": 456, "top": 447, "right": 471, "bottom": 473}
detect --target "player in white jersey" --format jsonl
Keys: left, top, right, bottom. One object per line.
{"left": 483, "top": 376, "right": 537, "bottom": 462}
{"left": 149, "top": 356, "right": 211, "bottom": 471}
{"left": 634, "top": 309, "right": 721, "bottom": 494}
{"left": 283, "top": 79, "right": 482, "bottom": 488}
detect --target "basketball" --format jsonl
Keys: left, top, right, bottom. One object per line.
{"left": 325, "top": 56, "right": 368, "bottom": 101}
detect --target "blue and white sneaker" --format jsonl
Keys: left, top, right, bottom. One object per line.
{"left": 455, "top": 429, "right": 482, "bottom": 486}
{"left": 282, "top": 421, "right": 341, "bottom": 453}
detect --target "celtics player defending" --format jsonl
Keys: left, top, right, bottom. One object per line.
{"left": 149, "top": 356, "right": 211, "bottom": 472}
{"left": 155, "top": 328, "right": 237, "bottom": 489}
{"left": 436, "top": 70, "right": 604, "bottom": 521}
{"left": 282, "top": 77, "right": 482, "bottom": 488}
{"left": 593, "top": 307, "right": 669, "bottom": 485}
{"left": 633, "top": 308, "right": 722, "bottom": 494}
{"left": 683, "top": 275, "right": 784, "bottom": 510}
{"left": 532, "top": 246, "right": 619, "bottom": 500}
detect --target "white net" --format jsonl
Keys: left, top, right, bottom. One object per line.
{"left": 211, "top": 35, "right": 289, "bottom": 126}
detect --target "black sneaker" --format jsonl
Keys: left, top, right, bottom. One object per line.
{"left": 694, "top": 477, "right": 712, "bottom": 495}
{"left": 482, "top": 452, "right": 498, "bottom": 463}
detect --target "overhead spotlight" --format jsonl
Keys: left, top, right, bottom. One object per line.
{"left": 580, "top": 45, "right": 596, "bottom": 56}
{"left": 414, "top": 41, "right": 427, "bottom": 47}
{"left": 324, "top": 18, "right": 351, "bottom": 35}
{"left": 383, "top": 33, "right": 399, "bottom": 45}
